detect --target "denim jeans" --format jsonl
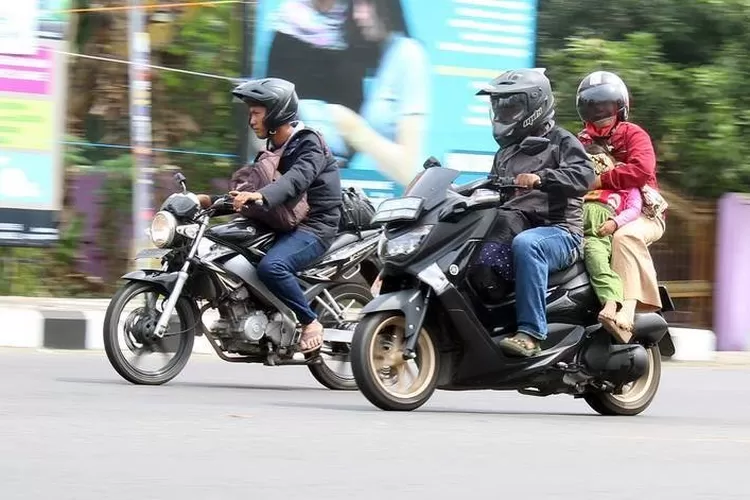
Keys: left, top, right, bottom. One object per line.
{"left": 512, "top": 226, "right": 582, "bottom": 341}
{"left": 257, "top": 229, "right": 326, "bottom": 325}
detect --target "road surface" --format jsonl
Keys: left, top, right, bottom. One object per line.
{"left": 1, "top": 348, "right": 749, "bottom": 500}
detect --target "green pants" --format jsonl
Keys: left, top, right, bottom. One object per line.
{"left": 583, "top": 202, "right": 623, "bottom": 305}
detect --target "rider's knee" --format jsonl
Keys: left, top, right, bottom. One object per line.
{"left": 511, "top": 229, "right": 540, "bottom": 255}
{"left": 612, "top": 225, "right": 642, "bottom": 247}
{"left": 257, "top": 257, "right": 289, "bottom": 281}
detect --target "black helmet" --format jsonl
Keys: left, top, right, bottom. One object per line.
{"left": 232, "top": 77, "right": 299, "bottom": 131}
{"left": 476, "top": 68, "right": 555, "bottom": 148}
{"left": 576, "top": 71, "right": 629, "bottom": 125}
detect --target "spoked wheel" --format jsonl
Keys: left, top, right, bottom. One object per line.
{"left": 584, "top": 345, "right": 662, "bottom": 416}
{"left": 103, "top": 282, "right": 196, "bottom": 385}
{"left": 350, "top": 313, "right": 440, "bottom": 411}
{"left": 308, "top": 283, "right": 372, "bottom": 391}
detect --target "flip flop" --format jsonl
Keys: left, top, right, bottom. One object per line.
{"left": 299, "top": 323, "right": 324, "bottom": 354}
{"left": 497, "top": 335, "right": 541, "bottom": 357}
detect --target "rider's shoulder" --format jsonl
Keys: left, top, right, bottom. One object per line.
{"left": 547, "top": 125, "right": 581, "bottom": 145}
{"left": 615, "top": 121, "right": 651, "bottom": 138}
{"left": 293, "top": 127, "right": 328, "bottom": 150}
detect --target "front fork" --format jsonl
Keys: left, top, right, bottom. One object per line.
{"left": 153, "top": 217, "right": 210, "bottom": 337}
{"left": 403, "top": 288, "right": 431, "bottom": 360}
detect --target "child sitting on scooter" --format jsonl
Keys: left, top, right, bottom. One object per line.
{"left": 582, "top": 143, "right": 642, "bottom": 342}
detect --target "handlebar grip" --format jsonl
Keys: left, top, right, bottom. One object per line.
{"left": 493, "top": 176, "right": 517, "bottom": 186}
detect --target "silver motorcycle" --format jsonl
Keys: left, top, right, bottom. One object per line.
{"left": 103, "top": 173, "right": 382, "bottom": 390}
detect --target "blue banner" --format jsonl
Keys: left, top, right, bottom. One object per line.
{"left": 250, "top": 0, "right": 538, "bottom": 204}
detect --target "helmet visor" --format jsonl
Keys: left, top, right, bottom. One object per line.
{"left": 577, "top": 84, "right": 622, "bottom": 123}
{"left": 490, "top": 93, "right": 528, "bottom": 125}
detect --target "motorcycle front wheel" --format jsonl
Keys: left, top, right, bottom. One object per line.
{"left": 103, "top": 281, "right": 196, "bottom": 385}
{"left": 350, "top": 312, "right": 440, "bottom": 411}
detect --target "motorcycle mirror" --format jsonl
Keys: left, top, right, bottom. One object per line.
{"left": 174, "top": 172, "right": 187, "bottom": 193}
{"left": 422, "top": 156, "right": 442, "bottom": 169}
{"left": 519, "top": 136, "right": 551, "bottom": 156}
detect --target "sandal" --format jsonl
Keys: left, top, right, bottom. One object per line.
{"left": 497, "top": 334, "right": 541, "bottom": 357}
{"left": 613, "top": 311, "right": 635, "bottom": 343}
{"left": 598, "top": 311, "right": 632, "bottom": 344}
{"left": 299, "top": 321, "right": 324, "bottom": 354}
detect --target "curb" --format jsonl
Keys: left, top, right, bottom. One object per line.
{"left": 0, "top": 297, "right": 728, "bottom": 362}
{"left": 0, "top": 298, "right": 216, "bottom": 355}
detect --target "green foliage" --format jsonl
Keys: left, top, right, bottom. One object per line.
{"left": 155, "top": 2, "right": 242, "bottom": 179}
{"left": 538, "top": 0, "right": 750, "bottom": 198}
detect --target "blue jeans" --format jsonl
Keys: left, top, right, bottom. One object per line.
{"left": 512, "top": 226, "right": 582, "bottom": 341}
{"left": 257, "top": 229, "right": 326, "bottom": 325}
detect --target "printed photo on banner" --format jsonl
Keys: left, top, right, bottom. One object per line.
{"left": 250, "top": 0, "right": 538, "bottom": 204}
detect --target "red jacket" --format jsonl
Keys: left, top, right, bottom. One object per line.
{"left": 578, "top": 122, "right": 659, "bottom": 192}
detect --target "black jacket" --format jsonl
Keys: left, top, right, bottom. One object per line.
{"left": 491, "top": 125, "right": 595, "bottom": 237}
{"left": 259, "top": 129, "right": 342, "bottom": 246}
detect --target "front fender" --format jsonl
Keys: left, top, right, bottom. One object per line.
{"left": 122, "top": 269, "right": 180, "bottom": 295}
{"left": 121, "top": 269, "right": 203, "bottom": 336}
{"left": 360, "top": 289, "right": 426, "bottom": 338}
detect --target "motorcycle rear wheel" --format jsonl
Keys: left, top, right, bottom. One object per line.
{"left": 351, "top": 313, "right": 440, "bottom": 411}
{"left": 308, "top": 283, "right": 372, "bottom": 391}
{"left": 583, "top": 345, "right": 661, "bottom": 416}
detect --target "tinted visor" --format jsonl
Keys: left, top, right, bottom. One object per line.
{"left": 577, "top": 84, "right": 621, "bottom": 123}
{"left": 490, "top": 93, "right": 528, "bottom": 125}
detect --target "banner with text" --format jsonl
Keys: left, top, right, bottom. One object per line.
{"left": 0, "top": 0, "right": 70, "bottom": 246}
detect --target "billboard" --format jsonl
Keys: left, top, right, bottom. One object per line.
{"left": 0, "top": 0, "right": 69, "bottom": 246}
{"left": 249, "top": 0, "right": 538, "bottom": 205}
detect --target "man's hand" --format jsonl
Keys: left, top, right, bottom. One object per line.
{"left": 515, "top": 173, "right": 541, "bottom": 189}
{"left": 197, "top": 194, "right": 212, "bottom": 208}
{"left": 229, "top": 191, "right": 263, "bottom": 212}
{"left": 597, "top": 219, "right": 617, "bottom": 236}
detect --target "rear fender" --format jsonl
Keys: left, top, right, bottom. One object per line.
{"left": 360, "top": 289, "right": 427, "bottom": 339}
{"left": 658, "top": 285, "right": 676, "bottom": 312}
{"left": 656, "top": 286, "right": 676, "bottom": 356}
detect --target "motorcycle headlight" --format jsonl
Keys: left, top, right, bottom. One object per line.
{"left": 150, "top": 211, "right": 177, "bottom": 248}
{"left": 371, "top": 196, "right": 424, "bottom": 225}
{"left": 378, "top": 225, "right": 433, "bottom": 259}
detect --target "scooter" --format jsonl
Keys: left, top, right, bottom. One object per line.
{"left": 349, "top": 159, "right": 675, "bottom": 414}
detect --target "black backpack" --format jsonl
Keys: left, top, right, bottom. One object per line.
{"left": 338, "top": 187, "right": 378, "bottom": 236}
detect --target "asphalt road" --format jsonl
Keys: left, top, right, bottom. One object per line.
{"left": 1, "top": 348, "right": 750, "bottom": 500}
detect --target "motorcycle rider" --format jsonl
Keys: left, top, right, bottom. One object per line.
{"left": 475, "top": 68, "right": 595, "bottom": 357}
{"left": 197, "top": 77, "right": 342, "bottom": 354}
{"left": 576, "top": 71, "right": 667, "bottom": 336}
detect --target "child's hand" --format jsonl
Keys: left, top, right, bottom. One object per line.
{"left": 597, "top": 220, "right": 617, "bottom": 236}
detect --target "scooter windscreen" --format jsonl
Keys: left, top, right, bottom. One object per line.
{"left": 403, "top": 167, "right": 461, "bottom": 211}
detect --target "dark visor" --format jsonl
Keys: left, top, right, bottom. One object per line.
{"left": 490, "top": 93, "right": 528, "bottom": 125}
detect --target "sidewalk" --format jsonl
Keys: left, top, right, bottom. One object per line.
{"left": 0, "top": 296, "right": 731, "bottom": 362}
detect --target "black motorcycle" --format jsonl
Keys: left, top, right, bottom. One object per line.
{"left": 103, "top": 173, "right": 382, "bottom": 390}
{"left": 350, "top": 158, "right": 676, "bottom": 414}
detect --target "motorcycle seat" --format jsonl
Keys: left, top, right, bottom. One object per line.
{"left": 548, "top": 261, "right": 588, "bottom": 287}
{"left": 300, "top": 229, "right": 381, "bottom": 273}
{"left": 323, "top": 229, "right": 382, "bottom": 256}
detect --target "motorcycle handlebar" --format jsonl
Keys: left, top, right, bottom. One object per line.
{"left": 454, "top": 176, "right": 531, "bottom": 195}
